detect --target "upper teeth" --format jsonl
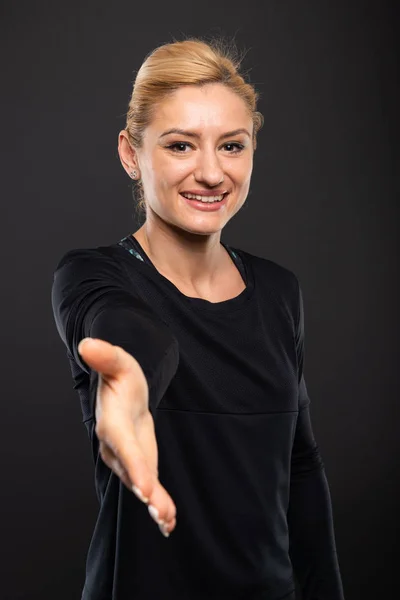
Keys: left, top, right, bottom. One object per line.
{"left": 182, "top": 192, "right": 225, "bottom": 203}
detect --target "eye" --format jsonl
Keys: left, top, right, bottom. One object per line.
{"left": 166, "top": 142, "right": 245, "bottom": 153}
{"left": 166, "top": 142, "right": 192, "bottom": 153}
{"left": 223, "top": 143, "right": 244, "bottom": 153}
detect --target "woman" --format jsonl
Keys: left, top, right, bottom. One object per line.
{"left": 51, "top": 37, "right": 345, "bottom": 600}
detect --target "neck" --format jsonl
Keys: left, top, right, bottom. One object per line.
{"left": 133, "top": 219, "right": 226, "bottom": 289}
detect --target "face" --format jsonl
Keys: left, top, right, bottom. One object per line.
{"left": 120, "top": 83, "right": 254, "bottom": 237}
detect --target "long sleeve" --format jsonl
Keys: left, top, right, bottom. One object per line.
{"left": 51, "top": 247, "right": 179, "bottom": 417}
{"left": 287, "top": 279, "right": 345, "bottom": 599}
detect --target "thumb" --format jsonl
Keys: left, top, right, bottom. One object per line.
{"left": 78, "top": 337, "right": 131, "bottom": 378}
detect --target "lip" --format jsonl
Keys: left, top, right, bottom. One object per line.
{"left": 180, "top": 190, "right": 228, "bottom": 197}
{"left": 180, "top": 192, "right": 229, "bottom": 212}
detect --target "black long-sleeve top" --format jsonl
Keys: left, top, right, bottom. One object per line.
{"left": 51, "top": 233, "right": 345, "bottom": 600}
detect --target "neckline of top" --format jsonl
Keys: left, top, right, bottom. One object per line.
{"left": 116, "top": 234, "right": 255, "bottom": 312}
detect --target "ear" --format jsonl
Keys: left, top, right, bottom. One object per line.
{"left": 118, "top": 130, "right": 140, "bottom": 177}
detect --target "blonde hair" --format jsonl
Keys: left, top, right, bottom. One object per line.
{"left": 124, "top": 36, "right": 264, "bottom": 218}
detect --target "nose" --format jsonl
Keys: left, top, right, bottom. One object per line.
{"left": 194, "top": 147, "right": 224, "bottom": 186}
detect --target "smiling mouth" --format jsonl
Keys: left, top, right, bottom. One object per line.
{"left": 180, "top": 192, "right": 229, "bottom": 203}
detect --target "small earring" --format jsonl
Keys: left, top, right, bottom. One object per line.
{"left": 129, "top": 169, "right": 138, "bottom": 179}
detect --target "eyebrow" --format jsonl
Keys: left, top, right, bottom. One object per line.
{"left": 159, "top": 128, "right": 251, "bottom": 140}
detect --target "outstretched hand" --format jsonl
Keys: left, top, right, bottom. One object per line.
{"left": 78, "top": 337, "right": 177, "bottom": 537}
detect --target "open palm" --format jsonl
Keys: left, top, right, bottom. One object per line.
{"left": 78, "top": 337, "right": 177, "bottom": 536}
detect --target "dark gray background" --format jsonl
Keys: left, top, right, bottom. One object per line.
{"left": 1, "top": 0, "right": 398, "bottom": 598}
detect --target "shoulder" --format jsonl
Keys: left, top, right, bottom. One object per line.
{"left": 51, "top": 243, "right": 134, "bottom": 294}
{"left": 53, "top": 243, "right": 129, "bottom": 272}
{"left": 230, "top": 245, "right": 301, "bottom": 326}
{"left": 232, "top": 246, "right": 299, "bottom": 294}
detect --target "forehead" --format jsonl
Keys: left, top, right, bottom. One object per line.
{"left": 150, "top": 84, "right": 251, "bottom": 131}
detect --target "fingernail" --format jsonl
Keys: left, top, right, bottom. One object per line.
{"left": 132, "top": 485, "right": 149, "bottom": 503}
{"left": 148, "top": 504, "right": 164, "bottom": 526}
{"left": 159, "top": 523, "right": 170, "bottom": 538}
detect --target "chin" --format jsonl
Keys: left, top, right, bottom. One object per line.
{"left": 165, "top": 218, "right": 223, "bottom": 238}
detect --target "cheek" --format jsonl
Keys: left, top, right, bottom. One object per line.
{"left": 240, "top": 166, "right": 253, "bottom": 189}
{"left": 159, "top": 162, "right": 192, "bottom": 190}
{"left": 225, "top": 154, "right": 252, "bottom": 177}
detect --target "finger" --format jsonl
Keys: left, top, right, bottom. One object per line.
{"left": 146, "top": 481, "right": 177, "bottom": 531}
{"left": 96, "top": 420, "right": 150, "bottom": 489}
{"left": 100, "top": 443, "right": 132, "bottom": 490}
{"left": 98, "top": 421, "right": 174, "bottom": 520}
{"left": 100, "top": 435, "right": 177, "bottom": 534}
{"left": 114, "top": 463, "right": 133, "bottom": 491}
{"left": 116, "top": 449, "right": 177, "bottom": 534}
{"left": 162, "top": 516, "right": 177, "bottom": 536}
